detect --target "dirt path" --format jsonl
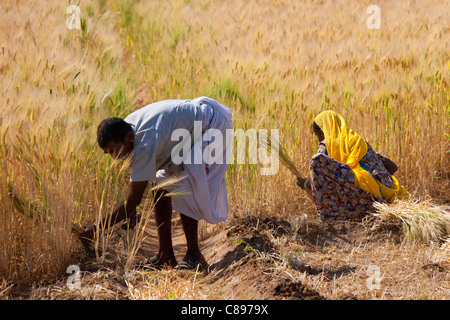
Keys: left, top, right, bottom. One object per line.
{"left": 118, "top": 214, "right": 328, "bottom": 300}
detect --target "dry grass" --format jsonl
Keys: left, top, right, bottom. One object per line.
{"left": 125, "top": 269, "right": 215, "bottom": 300}
{"left": 0, "top": 0, "right": 139, "bottom": 284}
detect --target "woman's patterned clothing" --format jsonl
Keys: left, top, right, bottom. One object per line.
{"left": 310, "top": 140, "right": 391, "bottom": 221}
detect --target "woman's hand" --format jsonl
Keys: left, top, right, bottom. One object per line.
{"left": 296, "top": 177, "right": 311, "bottom": 190}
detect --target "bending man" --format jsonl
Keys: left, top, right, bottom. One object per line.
{"left": 81, "top": 97, "right": 233, "bottom": 269}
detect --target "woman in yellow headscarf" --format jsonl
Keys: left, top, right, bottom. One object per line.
{"left": 297, "top": 111, "right": 408, "bottom": 221}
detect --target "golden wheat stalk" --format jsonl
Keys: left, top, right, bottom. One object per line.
{"left": 373, "top": 199, "right": 450, "bottom": 242}
{"left": 259, "top": 129, "right": 303, "bottom": 178}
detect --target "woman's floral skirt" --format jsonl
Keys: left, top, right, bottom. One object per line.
{"left": 309, "top": 153, "right": 382, "bottom": 221}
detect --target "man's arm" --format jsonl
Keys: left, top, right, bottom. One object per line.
{"left": 80, "top": 181, "right": 148, "bottom": 246}
{"left": 100, "top": 180, "right": 148, "bottom": 228}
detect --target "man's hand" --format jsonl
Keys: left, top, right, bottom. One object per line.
{"left": 120, "top": 212, "right": 142, "bottom": 230}
{"left": 79, "top": 224, "right": 96, "bottom": 248}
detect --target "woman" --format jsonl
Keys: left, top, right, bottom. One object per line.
{"left": 297, "top": 110, "right": 408, "bottom": 221}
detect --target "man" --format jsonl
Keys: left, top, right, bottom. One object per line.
{"left": 80, "top": 97, "right": 233, "bottom": 269}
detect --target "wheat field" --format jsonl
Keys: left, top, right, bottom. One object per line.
{"left": 0, "top": 0, "right": 449, "bottom": 299}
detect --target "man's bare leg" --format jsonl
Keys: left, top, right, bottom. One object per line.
{"left": 180, "top": 214, "right": 202, "bottom": 258}
{"left": 153, "top": 189, "right": 177, "bottom": 267}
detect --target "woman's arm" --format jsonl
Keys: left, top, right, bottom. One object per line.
{"left": 382, "top": 157, "right": 398, "bottom": 175}
{"left": 375, "top": 150, "right": 398, "bottom": 176}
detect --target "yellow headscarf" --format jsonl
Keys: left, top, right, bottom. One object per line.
{"left": 314, "top": 111, "right": 408, "bottom": 202}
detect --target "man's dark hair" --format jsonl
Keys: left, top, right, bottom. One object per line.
{"left": 97, "top": 117, "right": 132, "bottom": 149}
